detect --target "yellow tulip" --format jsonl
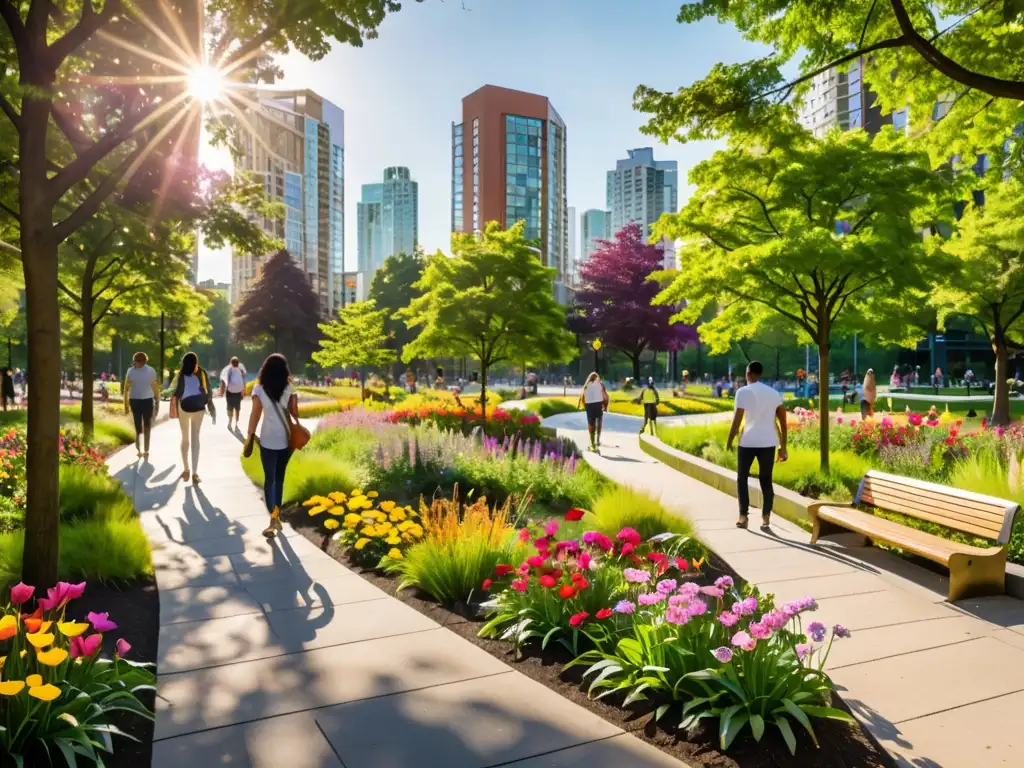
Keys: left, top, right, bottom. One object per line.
{"left": 329, "top": 492, "right": 348, "bottom": 503}
{"left": 354, "top": 538, "right": 370, "bottom": 550}
{"left": 308, "top": 505, "right": 328, "bottom": 517}
{"left": 388, "top": 548, "right": 403, "bottom": 559}
{"left": 0, "top": 615, "right": 16, "bottom": 640}
{"left": 36, "top": 648, "right": 69, "bottom": 667}
{"left": 26, "top": 632, "right": 54, "bottom": 649}
{"left": 26, "top": 674, "right": 42, "bottom": 687}
{"left": 367, "top": 491, "right": 379, "bottom": 498}
{"left": 28, "top": 683, "right": 62, "bottom": 702}
{"left": 0, "top": 680, "right": 24, "bottom": 695}
{"left": 385, "top": 536, "right": 401, "bottom": 545}
{"left": 379, "top": 500, "right": 395, "bottom": 512}
{"left": 57, "top": 622, "right": 90, "bottom": 638}
{"left": 324, "top": 519, "right": 340, "bottom": 530}
{"left": 389, "top": 509, "right": 406, "bottom": 522}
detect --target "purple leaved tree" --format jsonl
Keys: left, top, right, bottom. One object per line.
{"left": 572, "top": 222, "right": 697, "bottom": 379}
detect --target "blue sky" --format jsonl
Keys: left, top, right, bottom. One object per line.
{"left": 199, "top": 0, "right": 767, "bottom": 283}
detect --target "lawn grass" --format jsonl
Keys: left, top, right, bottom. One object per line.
{"left": 0, "top": 404, "right": 137, "bottom": 449}
{"left": 241, "top": 443, "right": 366, "bottom": 506}
{"left": 588, "top": 484, "right": 694, "bottom": 541}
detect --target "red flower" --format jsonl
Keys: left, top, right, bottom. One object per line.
{"left": 569, "top": 611, "right": 589, "bottom": 627}
{"left": 494, "top": 564, "right": 514, "bottom": 577}
{"left": 539, "top": 574, "right": 557, "bottom": 588}
{"left": 674, "top": 557, "right": 689, "bottom": 572}
{"left": 574, "top": 577, "right": 590, "bottom": 590}
{"left": 559, "top": 584, "right": 576, "bottom": 599}
{"left": 527, "top": 555, "right": 546, "bottom": 568}
{"left": 565, "top": 508, "right": 585, "bottom": 521}
{"left": 620, "top": 542, "right": 635, "bottom": 557}
{"left": 517, "top": 528, "right": 531, "bottom": 543}
{"left": 596, "top": 608, "right": 613, "bottom": 620}
{"left": 482, "top": 579, "right": 493, "bottom": 590}
{"left": 616, "top": 527, "right": 642, "bottom": 546}
{"left": 534, "top": 538, "right": 550, "bottom": 551}
{"left": 511, "top": 578, "right": 528, "bottom": 593}
{"left": 649, "top": 552, "right": 669, "bottom": 576}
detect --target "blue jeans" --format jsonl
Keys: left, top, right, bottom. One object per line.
{"left": 259, "top": 446, "right": 293, "bottom": 512}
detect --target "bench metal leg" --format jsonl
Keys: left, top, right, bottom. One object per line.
{"left": 947, "top": 549, "right": 1007, "bottom": 602}
{"left": 810, "top": 515, "right": 853, "bottom": 545}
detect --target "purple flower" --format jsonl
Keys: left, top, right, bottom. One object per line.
{"left": 685, "top": 598, "right": 708, "bottom": 617}
{"left": 748, "top": 620, "right": 772, "bottom": 640}
{"left": 638, "top": 591, "right": 666, "bottom": 606}
{"left": 656, "top": 578, "right": 678, "bottom": 595}
{"left": 712, "top": 646, "right": 734, "bottom": 663}
{"left": 677, "top": 582, "right": 700, "bottom": 600}
{"left": 714, "top": 575, "right": 734, "bottom": 590}
{"left": 665, "top": 606, "right": 690, "bottom": 625}
{"left": 833, "top": 624, "right": 851, "bottom": 639}
{"left": 731, "top": 596, "right": 758, "bottom": 616}
{"left": 795, "top": 643, "right": 812, "bottom": 662}
{"left": 783, "top": 595, "right": 819, "bottom": 617}
{"left": 699, "top": 586, "right": 724, "bottom": 599}
{"left": 718, "top": 611, "right": 739, "bottom": 627}
{"left": 544, "top": 520, "right": 559, "bottom": 537}
{"left": 623, "top": 568, "right": 650, "bottom": 584}
{"left": 763, "top": 610, "right": 788, "bottom": 632}
{"left": 667, "top": 594, "right": 689, "bottom": 608}
{"left": 731, "top": 630, "right": 756, "bottom": 651}
{"left": 807, "top": 621, "right": 827, "bottom": 642}
{"left": 86, "top": 611, "right": 117, "bottom": 633}
{"left": 614, "top": 600, "right": 636, "bottom": 615}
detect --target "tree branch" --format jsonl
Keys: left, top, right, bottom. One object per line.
{"left": 0, "top": 200, "right": 18, "bottom": 222}
{"left": 53, "top": 141, "right": 146, "bottom": 243}
{"left": 48, "top": 0, "right": 123, "bottom": 67}
{"left": 889, "top": 0, "right": 1024, "bottom": 100}
{"left": 57, "top": 278, "right": 82, "bottom": 305}
{"left": 728, "top": 186, "right": 782, "bottom": 236}
{"left": 0, "top": 2, "right": 29, "bottom": 64}
{"left": 0, "top": 90, "right": 20, "bottom": 132}
{"left": 859, "top": 0, "right": 880, "bottom": 48}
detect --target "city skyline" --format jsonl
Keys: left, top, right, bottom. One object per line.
{"left": 197, "top": 0, "right": 767, "bottom": 285}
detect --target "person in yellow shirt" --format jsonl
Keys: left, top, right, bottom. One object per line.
{"left": 639, "top": 377, "right": 660, "bottom": 436}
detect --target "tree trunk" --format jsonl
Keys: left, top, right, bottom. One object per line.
{"left": 630, "top": 354, "right": 641, "bottom": 380}
{"left": 80, "top": 315, "right": 95, "bottom": 439}
{"left": 480, "top": 362, "right": 488, "bottom": 429}
{"left": 992, "top": 335, "right": 1011, "bottom": 427}
{"left": 817, "top": 323, "right": 831, "bottom": 473}
{"left": 20, "top": 97, "right": 62, "bottom": 586}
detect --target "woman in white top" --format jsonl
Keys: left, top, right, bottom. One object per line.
{"left": 577, "top": 371, "right": 609, "bottom": 452}
{"left": 123, "top": 351, "right": 160, "bottom": 459}
{"left": 245, "top": 353, "right": 298, "bottom": 537}
{"left": 169, "top": 352, "right": 216, "bottom": 484}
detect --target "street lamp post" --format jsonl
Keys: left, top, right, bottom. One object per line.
{"left": 591, "top": 339, "right": 602, "bottom": 375}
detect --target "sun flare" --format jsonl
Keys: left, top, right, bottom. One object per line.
{"left": 187, "top": 65, "right": 225, "bottom": 103}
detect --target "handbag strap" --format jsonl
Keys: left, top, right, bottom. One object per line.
{"left": 267, "top": 392, "right": 293, "bottom": 435}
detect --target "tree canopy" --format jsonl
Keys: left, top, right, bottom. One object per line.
{"left": 572, "top": 222, "right": 697, "bottom": 379}
{"left": 655, "top": 124, "right": 939, "bottom": 468}
{"left": 402, "top": 222, "right": 577, "bottom": 414}
{"left": 368, "top": 251, "right": 425, "bottom": 371}
{"left": 636, "top": 1, "right": 1024, "bottom": 169}
{"left": 314, "top": 299, "right": 396, "bottom": 374}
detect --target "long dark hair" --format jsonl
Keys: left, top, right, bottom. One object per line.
{"left": 179, "top": 352, "right": 198, "bottom": 377}
{"left": 258, "top": 353, "right": 291, "bottom": 403}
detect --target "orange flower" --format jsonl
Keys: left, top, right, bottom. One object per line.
{"left": 0, "top": 615, "right": 16, "bottom": 641}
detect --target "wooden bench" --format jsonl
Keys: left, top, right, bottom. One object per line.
{"left": 808, "top": 470, "right": 1019, "bottom": 602}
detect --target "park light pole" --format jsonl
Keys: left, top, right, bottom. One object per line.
{"left": 592, "top": 339, "right": 602, "bottom": 375}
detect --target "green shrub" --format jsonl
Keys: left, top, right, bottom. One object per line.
{"left": 242, "top": 443, "right": 365, "bottom": 505}
{"left": 92, "top": 420, "right": 135, "bottom": 447}
{"left": 296, "top": 399, "right": 358, "bottom": 418}
{"left": 525, "top": 398, "right": 578, "bottom": 418}
{"left": 58, "top": 465, "right": 133, "bottom": 523}
{"left": 770, "top": 449, "right": 868, "bottom": 501}
{"left": 660, "top": 422, "right": 732, "bottom": 456}
{"left": 589, "top": 484, "right": 694, "bottom": 541}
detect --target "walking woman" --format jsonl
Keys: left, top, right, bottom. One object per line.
{"left": 861, "top": 368, "right": 877, "bottom": 420}
{"left": 577, "top": 371, "right": 609, "bottom": 452}
{"left": 245, "top": 353, "right": 298, "bottom": 538}
{"left": 169, "top": 351, "right": 215, "bottom": 483}
{"left": 638, "top": 376, "right": 661, "bottom": 436}
{"left": 123, "top": 352, "right": 160, "bottom": 458}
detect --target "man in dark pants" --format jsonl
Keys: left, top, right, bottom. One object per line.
{"left": 726, "top": 361, "right": 788, "bottom": 531}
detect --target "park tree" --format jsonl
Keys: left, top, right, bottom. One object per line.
{"left": 402, "top": 222, "right": 577, "bottom": 420}
{"left": 932, "top": 178, "right": 1024, "bottom": 426}
{"left": 636, "top": 1, "right": 1024, "bottom": 169}
{"left": 655, "top": 124, "right": 937, "bottom": 470}
{"left": 572, "top": 222, "right": 697, "bottom": 380}
{"left": 369, "top": 251, "right": 424, "bottom": 376}
{"left": 233, "top": 250, "right": 322, "bottom": 363}
{"left": 314, "top": 300, "right": 396, "bottom": 394}
{"left": 1, "top": 0, "right": 413, "bottom": 586}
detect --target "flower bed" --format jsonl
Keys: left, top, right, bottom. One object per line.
{"left": 386, "top": 400, "right": 544, "bottom": 439}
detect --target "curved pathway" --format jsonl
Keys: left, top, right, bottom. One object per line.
{"left": 543, "top": 410, "right": 1024, "bottom": 768}
{"left": 107, "top": 400, "right": 686, "bottom": 768}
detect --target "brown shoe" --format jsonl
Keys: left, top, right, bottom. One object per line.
{"left": 736, "top": 516, "right": 749, "bottom": 529}
{"left": 760, "top": 515, "right": 771, "bottom": 531}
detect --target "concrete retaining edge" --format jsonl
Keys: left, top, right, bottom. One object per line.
{"left": 638, "top": 433, "right": 1024, "bottom": 600}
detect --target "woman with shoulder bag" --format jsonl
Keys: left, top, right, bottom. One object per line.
{"left": 244, "top": 353, "right": 301, "bottom": 538}
{"left": 169, "top": 351, "right": 216, "bottom": 484}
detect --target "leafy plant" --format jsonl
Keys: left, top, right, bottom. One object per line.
{"left": 304, "top": 489, "right": 425, "bottom": 568}
{"left": 589, "top": 485, "right": 695, "bottom": 542}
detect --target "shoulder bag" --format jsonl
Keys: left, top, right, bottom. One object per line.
{"left": 268, "top": 394, "right": 310, "bottom": 451}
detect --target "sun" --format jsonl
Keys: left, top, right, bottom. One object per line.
{"left": 186, "top": 65, "right": 225, "bottom": 103}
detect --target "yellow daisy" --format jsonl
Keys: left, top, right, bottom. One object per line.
{"left": 388, "top": 548, "right": 403, "bottom": 559}
{"left": 385, "top": 536, "right": 401, "bottom": 545}
{"left": 354, "top": 538, "right": 370, "bottom": 550}
{"left": 324, "top": 519, "right": 340, "bottom": 530}
{"left": 379, "top": 500, "right": 395, "bottom": 512}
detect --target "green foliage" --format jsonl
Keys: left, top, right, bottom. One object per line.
{"left": 590, "top": 485, "right": 694, "bottom": 542}
{"left": 242, "top": 442, "right": 365, "bottom": 505}
{"left": 369, "top": 251, "right": 426, "bottom": 364}
{"left": 57, "top": 466, "right": 134, "bottom": 524}
{"left": 314, "top": 299, "right": 396, "bottom": 372}
{"left": 525, "top": 398, "right": 579, "bottom": 418}
{"left": 296, "top": 398, "right": 359, "bottom": 418}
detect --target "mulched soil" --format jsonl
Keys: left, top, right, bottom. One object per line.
{"left": 283, "top": 505, "right": 893, "bottom": 768}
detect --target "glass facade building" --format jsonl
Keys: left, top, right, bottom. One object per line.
{"left": 505, "top": 115, "right": 543, "bottom": 241}
{"left": 580, "top": 209, "right": 611, "bottom": 265}
{"left": 451, "top": 123, "right": 464, "bottom": 232}
{"left": 607, "top": 148, "right": 678, "bottom": 269}
{"left": 358, "top": 167, "right": 419, "bottom": 278}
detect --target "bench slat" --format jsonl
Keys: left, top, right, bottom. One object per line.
{"left": 864, "top": 476, "right": 1008, "bottom": 520}
{"left": 861, "top": 482, "right": 1006, "bottom": 528}
{"left": 857, "top": 491, "right": 1003, "bottom": 539}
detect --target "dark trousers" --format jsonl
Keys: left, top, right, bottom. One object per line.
{"left": 737, "top": 446, "right": 776, "bottom": 518}
{"left": 129, "top": 398, "right": 154, "bottom": 451}
{"left": 259, "top": 445, "right": 293, "bottom": 512}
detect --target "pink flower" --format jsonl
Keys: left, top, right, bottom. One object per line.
{"left": 730, "top": 630, "right": 757, "bottom": 651}
{"left": 10, "top": 582, "right": 33, "bottom": 605}
{"left": 534, "top": 538, "right": 550, "bottom": 552}
{"left": 482, "top": 579, "right": 493, "bottom": 590}
{"left": 620, "top": 542, "right": 635, "bottom": 557}
{"left": 656, "top": 579, "right": 678, "bottom": 595}
{"left": 714, "top": 576, "right": 734, "bottom": 590}
{"left": 87, "top": 611, "right": 118, "bottom": 632}
{"left": 517, "top": 528, "right": 531, "bottom": 543}
{"left": 667, "top": 594, "right": 689, "bottom": 608}
{"left": 748, "top": 620, "right": 772, "bottom": 640}
{"left": 70, "top": 633, "right": 102, "bottom": 659}
{"left": 685, "top": 598, "right": 708, "bottom": 617}
{"left": 527, "top": 555, "right": 546, "bottom": 568}
{"left": 665, "top": 606, "right": 690, "bottom": 625}
{"left": 38, "top": 581, "right": 87, "bottom": 612}
{"left": 700, "top": 586, "right": 724, "bottom": 599}
{"left": 677, "top": 582, "right": 701, "bottom": 600}
{"left": 539, "top": 575, "right": 557, "bottom": 588}
{"left": 638, "top": 592, "right": 665, "bottom": 606}
{"left": 616, "top": 527, "right": 641, "bottom": 546}
{"left": 544, "top": 520, "right": 559, "bottom": 537}
{"left": 614, "top": 600, "right": 636, "bottom": 614}
{"left": 718, "top": 611, "right": 739, "bottom": 627}
{"left": 569, "top": 611, "right": 589, "bottom": 627}
{"left": 763, "top": 611, "right": 788, "bottom": 632}
{"left": 674, "top": 557, "right": 689, "bottom": 572}
{"left": 555, "top": 539, "right": 579, "bottom": 554}
{"left": 510, "top": 579, "right": 528, "bottom": 593}
{"left": 712, "top": 646, "right": 734, "bottom": 663}
{"left": 577, "top": 552, "right": 592, "bottom": 570}
{"left": 115, "top": 638, "right": 132, "bottom": 657}
{"left": 623, "top": 568, "right": 650, "bottom": 584}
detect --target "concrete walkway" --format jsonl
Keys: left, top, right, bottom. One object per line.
{"left": 107, "top": 401, "right": 686, "bottom": 768}
{"left": 544, "top": 410, "right": 1024, "bottom": 768}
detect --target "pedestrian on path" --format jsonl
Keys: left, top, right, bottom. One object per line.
{"left": 726, "top": 361, "right": 788, "bottom": 531}
{"left": 860, "top": 368, "right": 877, "bottom": 420}
{"left": 638, "top": 376, "right": 660, "bottom": 436}
{"left": 577, "top": 371, "right": 609, "bottom": 453}
{"left": 219, "top": 356, "right": 247, "bottom": 431}
{"left": 123, "top": 352, "right": 160, "bottom": 459}
{"left": 244, "top": 353, "right": 298, "bottom": 538}
{"left": 0, "top": 368, "right": 14, "bottom": 411}
{"left": 169, "top": 351, "right": 216, "bottom": 484}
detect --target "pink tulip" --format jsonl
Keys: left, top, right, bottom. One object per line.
{"left": 115, "top": 638, "right": 132, "bottom": 657}
{"left": 71, "top": 634, "right": 103, "bottom": 659}
{"left": 86, "top": 611, "right": 117, "bottom": 632}
{"left": 10, "top": 582, "right": 33, "bottom": 605}
{"left": 38, "top": 581, "right": 87, "bottom": 611}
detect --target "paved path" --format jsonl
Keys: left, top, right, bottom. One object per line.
{"left": 544, "top": 411, "right": 1024, "bottom": 768}
{"left": 107, "top": 401, "right": 687, "bottom": 768}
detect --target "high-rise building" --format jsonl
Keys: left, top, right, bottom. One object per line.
{"left": 607, "top": 148, "right": 678, "bottom": 269}
{"left": 451, "top": 85, "right": 569, "bottom": 300}
{"left": 358, "top": 166, "right": 419, "bottom": 277}
{"left": 567, "top": 205, "right": 577, "bottom": 286}
{"left": 797, "top": 57, "right": 891, "bottom": 137}
{"left": 232, "top": 89, "right": 344, "bottom": 317}
{"left": 580, "top": 209, "right": 611, "bottom": 267}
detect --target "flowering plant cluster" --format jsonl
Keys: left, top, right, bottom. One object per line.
{"left": 386, "top": 402, "right": 544, "bottom": 439}
{"left": 479, "top": 510, "right": 705, "bottom": 656}
{"left": 0, "top": 580, "right": 155, "bottom": 764}
{"left": 57, "top": 429, "right": 107, "bottom": 474}
{"left": 304, "top": 489, "right": 425, "bottom": 567}
{"left": 0, "top": 428, "right": 106, "bottom": 515}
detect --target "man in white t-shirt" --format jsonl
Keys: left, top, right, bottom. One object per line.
{"left": 726, "top": 361, "right": 788, "bottom": 531}
{"left": 219, "top": 357, "right": 247, "bottom": 431}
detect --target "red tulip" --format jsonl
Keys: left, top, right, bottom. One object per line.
{"left": 539, "top": 575, "right": 557, "bottom": 588}
{"left": 596, "top": 608, "right": 613, "bottom": 620}
{"left": 569, "top": 611, "right": 589, "bottom": 627}
{"left": 482, "top": 579, "right": 493, "bottom": 590}
{"left": 494, "top": 564, "right": 514, "bottom": 577}
{"left": 559, "top": 584, "right": 576, "bottom": 599}
{"left": 565, "top": 508, "right": 585, "bottom": 522}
